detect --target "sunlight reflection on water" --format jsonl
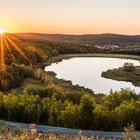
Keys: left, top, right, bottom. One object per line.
{"left": 45, "top": 57, "right": 140, "bottom": 94}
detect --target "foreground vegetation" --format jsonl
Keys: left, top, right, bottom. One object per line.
{"left": 102, "top": 64, "right": 140, "bottom": 86}
{"left": 1, "top": 82, "right": 140, "bottom": 131}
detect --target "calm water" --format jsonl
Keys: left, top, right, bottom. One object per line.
{"left": 45, "top": 57, "right": 140, "bottom": 94}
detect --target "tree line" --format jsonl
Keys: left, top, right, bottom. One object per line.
{"left": 0, "top": 87, "right": 140, "bottom": 131}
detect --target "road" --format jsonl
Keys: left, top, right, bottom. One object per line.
{"left": 1, "top": 121, "right": 132, "bottom": 139}
{"left": 4, "top": 121, "right": 140, "bottom": 139}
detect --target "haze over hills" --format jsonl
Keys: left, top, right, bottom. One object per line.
{"left": 14, "top": 33, "right": 140, "bottom": 47}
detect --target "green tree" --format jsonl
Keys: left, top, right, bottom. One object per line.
{"left": 79, "top": 94, "right": 96, "bottom": 129}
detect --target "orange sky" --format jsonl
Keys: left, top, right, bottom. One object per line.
{"left": 0, "top": 0, "right": 140, "bottom": 35}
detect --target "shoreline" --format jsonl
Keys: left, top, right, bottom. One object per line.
{"left": 44, "top": 53, "right": 140, "bottom": 93}
{"left": 102, "top": 66, "right": 140, "bottom": 87}
{"left": 45, "top": 54, "right": 140, "bottom": 66}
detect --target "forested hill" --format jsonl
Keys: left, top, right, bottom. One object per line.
{"left": 14, "top": 33, "right": 140, "bottom": 46}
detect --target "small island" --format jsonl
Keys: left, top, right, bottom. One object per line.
{"left": 102, "top": 62, "right": 140, "bottom": 86}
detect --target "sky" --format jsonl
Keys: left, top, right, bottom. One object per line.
{"left": 0, "top": 0, "right": 140, "bottom": 34}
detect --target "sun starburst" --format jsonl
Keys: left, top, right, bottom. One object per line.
{"left": 0, "top": 31, "right": 31, "bottom": 80}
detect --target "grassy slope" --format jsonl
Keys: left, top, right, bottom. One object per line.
{"left": 9, "top": 78, "right": 43, "bottom": 93}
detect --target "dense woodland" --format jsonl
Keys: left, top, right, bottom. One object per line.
{"left": 0, "top": 87, "right": 140, "bottom": 131}
{"left": 0, "top": 35, "right": 140, "bottom": 131}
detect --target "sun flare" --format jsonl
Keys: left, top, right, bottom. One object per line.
{"left": 0, "top": 30, "right": 31, "bottom": 80}
{"left": 0, "top": 28, "right": 6, "bottom": 35}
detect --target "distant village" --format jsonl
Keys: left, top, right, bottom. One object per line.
{"left": 94, "top": 44, "right": 119, "bottom": 49}
{"left": 85, "top": 44, "right": 140, "bottom": 51}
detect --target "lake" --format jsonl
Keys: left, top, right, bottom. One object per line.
{"left": 45, "top": 57, "right": 140, "bottom": 94}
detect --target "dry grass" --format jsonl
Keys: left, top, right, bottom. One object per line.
{"left": 0, "top": 132, "right": 120, "bottom": 140}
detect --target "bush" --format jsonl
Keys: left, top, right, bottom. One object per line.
{"left": 123, "top": 123, "right": 138, "bottom": 140}
{"left": 123, "top": 63, "right": 135, "bottom": 72}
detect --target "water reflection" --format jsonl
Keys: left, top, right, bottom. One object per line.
{"left": 45, "top": 57, "right": 140, "bottom": 94}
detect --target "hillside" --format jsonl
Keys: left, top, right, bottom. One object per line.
{"left": 13, "top": 33, "right": 140, "bottom": 47}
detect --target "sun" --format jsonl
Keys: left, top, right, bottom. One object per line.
{"left": 0, "top": 28, "right": 6, "bottom": 35}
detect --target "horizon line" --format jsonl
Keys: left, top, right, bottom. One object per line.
{"left": 8, "top": 32, "right": 140, "bottom": 36}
